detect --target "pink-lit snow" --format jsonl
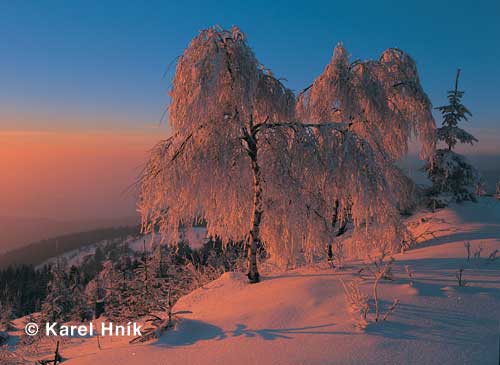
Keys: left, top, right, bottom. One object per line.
{"left": 11, "top": 198, "right": 500, "bottom": 365}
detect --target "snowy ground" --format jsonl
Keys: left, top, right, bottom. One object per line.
{"left": 9, "top": 198, "right": 500, "bottom": 364}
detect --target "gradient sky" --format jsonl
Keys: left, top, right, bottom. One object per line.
{"left": 1, "top": 0, "right": 499, "bottom": 220}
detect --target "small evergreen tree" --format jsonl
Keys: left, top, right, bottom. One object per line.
{"left": 68, "top": 266, "right": 90, "bottom": 322}
{"left": 97, "top": 260, "right": 123, "bottom": 320}
{"left": 128, "top": 241, "right": 154, "bottom": 316}
{"left": 41, "top": 260, "right": 72, "bottom": 323}
{"left": 435, "top": 69, "right": 477, "bottom": 151}
{"left": 84, "top": 266, "right": 107, "bottom": 319}
{"left": 106, "top": 246, "right": 134, "bottom": 320}
{"left": 425, "top": 69, "right": 480, "bottom": 205}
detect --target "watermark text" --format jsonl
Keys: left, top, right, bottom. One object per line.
{"left": 25, "top": 322, "right": 142, "bottom": 337}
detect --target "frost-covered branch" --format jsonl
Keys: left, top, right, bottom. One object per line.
{"left": 296, "top": 43, "right": 436, "bottom": 160}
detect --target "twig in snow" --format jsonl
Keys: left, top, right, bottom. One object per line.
{"left": 487, "top": 249, "right": 499, "bottom": 262}
{"left": 382, "top": 299, "right": 400, "bottom": 321}
{"left": 404, "top": 265, "right": 414, "bottom": 286}
{"left": 456, "top": 266, "right": 467, "bottom": 287}
{"left": 340, "top": 279, "right": 369, "bottom": 329}
{"left": 473, "top": 244, "right": 483, "bottom": 260}
{"left": 464, "top": 241, "right": 471, "bottom": 262}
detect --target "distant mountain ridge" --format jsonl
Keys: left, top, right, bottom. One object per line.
{"left": 0, "top": 215, "right": 139, "bottom": 254}
{"left": 0, "top": 225, "right": 140, "bottom": 268}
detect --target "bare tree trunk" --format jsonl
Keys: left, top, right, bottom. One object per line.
{"left": 248, "top": 156, "right": 262, "bottom": 283}
{"left": 328, "top": 200, "right": 340, "bottom": 263}
{"left": 243, "top": 118, "right": 262, "bottom": 283}
{"left": 328, "top": 200, "right": 349, "bottom": 267}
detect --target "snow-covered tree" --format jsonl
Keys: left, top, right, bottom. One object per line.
{"left": 92, "top": 257, "right": 141, "bottom": 321}
{"left": 84, "top": 266, "right": 107, "bottom": 319}
{"left": 126, "top": 242, "right": 168, "bottom": 316}
{"left": 107, "top": 248, "right": 134, "bottom": 320}
{"left": 424, "top": 70, "right": 479, "bottom": 204}
{"left": 95, "top": 260, "right": 122, "bottom": 319}
{"left": 41, "top": 260, "right": 72, "bottom": 323}
{"left": 296, "top": 43, "right": 436, "bottom": 257}
{"left": 138, "top": 27, "right": 436, "bottom": 283}
{"left": 425, "top": 150, "right": 479, "bottom": 205}
{"left": 68, "top": 266, "right": 90, "bottom": 322}
{"left": 296, "top": 43, "right": 436, "bottom": 161}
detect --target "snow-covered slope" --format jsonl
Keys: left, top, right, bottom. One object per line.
{"left": 36, "top": 235, "right": 145, "bottom": 269}
{"left": 38, "top": 227, "right": 208, "bottom": 268}
{"left": 25, "top": 199, "right": 500, "bottom": 364}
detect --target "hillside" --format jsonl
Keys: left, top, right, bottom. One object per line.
{"left": 0, "top": 226, "right": 140, "bottom": 268}
{"left": 0, "top": 216, "right": 139, "bottom": 255}
{"left": 7, "top": 198, "right": 497, "bottom": 365}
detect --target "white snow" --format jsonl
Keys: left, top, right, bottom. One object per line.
{"left": 14, "top": 198, "right": 500, "bottom": 364}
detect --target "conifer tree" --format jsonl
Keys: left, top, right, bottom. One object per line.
{"left": 107, "top": 246, "right": 134, "bottom": 320}
{"left": 97, "top": 260, "right": 124, "bottom": 320}
{"left": 435, "top": 69, "right": 477, "bottom": 150}
{"left": 68, "top": 266, "right": 90, "bottom": 322}
{"left": 129, "top": 241, "right": 157, "bottom": 315}
{"left": 424, "top": 69, "right": 480, "bottom": 204}
{"left": 85, "top": 266, "right": 107, "bottom": 319}
{"left": 41, "top": 260, "right": 72, "bottom": 323}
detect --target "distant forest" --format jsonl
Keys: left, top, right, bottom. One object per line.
{"left": 0, "top": 226, "right": 140, "bottom": 268}
{"left": 0, "top": 233, "right": 246, "bottom": 322}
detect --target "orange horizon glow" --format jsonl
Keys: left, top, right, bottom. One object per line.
{"left": 0, "top": 129, "right": 163, "bottom": 221}
{"left": 1, "top": 123, "right": 499, "bottom": 222}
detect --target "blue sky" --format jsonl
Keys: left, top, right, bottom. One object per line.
{"left": 0, "top": 0, "right": 499, "bottom": 220}
{"left": 1, "top": 0, "right": 499, "bottom": 139}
